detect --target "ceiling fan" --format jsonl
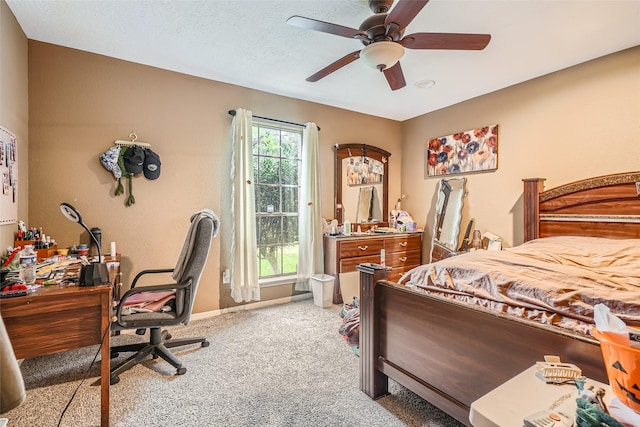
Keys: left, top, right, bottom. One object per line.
{"left": 287, "top": 0, "right": 491, "bottom": 91}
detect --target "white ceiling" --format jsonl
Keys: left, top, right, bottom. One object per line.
{"left": 7, "top": 0, "right": 640, "bottom": 121}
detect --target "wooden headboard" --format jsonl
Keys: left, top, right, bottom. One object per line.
{"left": 523, "top": 171, "right": 640, "bottom": 241}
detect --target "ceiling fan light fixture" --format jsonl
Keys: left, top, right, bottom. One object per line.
{"left": 360, "top": 41, "right": 405, "bottom": 71}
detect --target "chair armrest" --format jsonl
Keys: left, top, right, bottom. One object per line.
{"left": 130, "top": 268, "right": 174, "bottom": 289}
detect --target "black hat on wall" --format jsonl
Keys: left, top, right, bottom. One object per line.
{"left": 123, "top": 146, "right": 145, "bottom": 175}
{"left": 143, "top": 149, "right": 161, "bottom": 180}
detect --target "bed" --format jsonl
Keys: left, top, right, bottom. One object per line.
{"left": 357, "top": 171, "right": 640, "bottom": 426}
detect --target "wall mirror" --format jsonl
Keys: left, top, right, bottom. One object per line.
{"left": 334, "top": 144, "right": 390, "bottom": 228}
{"left": 430, "top": 177, "right": 466, "bottom": 260}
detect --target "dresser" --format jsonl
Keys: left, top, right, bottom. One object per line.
{"left": 324, "top": 232, "right": 422, "bottom": 304}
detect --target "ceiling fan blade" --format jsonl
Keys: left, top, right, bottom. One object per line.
{"left": 306, "top": 51, "right": 361, "bottom": 82}
{"left": 383, "top": 62, "right": 406, "bottom": 91}
{"left": 400, "top": 33, "right": 491, "bottom": 50}
{"left": 385, "top": 0, "right": 430, "bottom": 30}
{"left": 287, "top": 15, "right": 367, "bottom": 40}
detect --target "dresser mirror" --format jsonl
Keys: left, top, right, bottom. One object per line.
{"left": 430, "top": 177, "right": 466, "bottom": 261}
{"left": 334, "top": 144, "right": 390, "bottom": 228}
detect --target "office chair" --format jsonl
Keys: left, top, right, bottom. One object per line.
{"left": 110, "top": 209, "right": 219, "bottom": 384}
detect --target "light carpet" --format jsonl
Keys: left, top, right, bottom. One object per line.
{"left": 3, "top": 298, "right": 464, "bottom": 427}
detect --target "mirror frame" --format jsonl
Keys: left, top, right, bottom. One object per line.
{"left": 430, "top": 177, "right": 466, "bottom": 260}
{"left": 334, "top": 143, "right": 391, "bottom": 227}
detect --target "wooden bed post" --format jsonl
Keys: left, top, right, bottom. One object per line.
{"left": 523, "top": 178, "right": 545, "bottom": 242}
{"left": 356, "top": 263, "right": 389, "bottom": 399}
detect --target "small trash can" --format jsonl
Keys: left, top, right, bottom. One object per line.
{"left": 310, "top": 274, "right": 334, "bottom": 308}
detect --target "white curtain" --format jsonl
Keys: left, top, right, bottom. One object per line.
{"left": 296, "top": 122, "right": 323, "bottom": 291}
{"left": 230, "top": 108, "right": 260, "bottom": 302}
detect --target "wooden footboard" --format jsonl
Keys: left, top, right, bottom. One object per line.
{"left": 358, "top": 267, "right": 606, "bottom": 426}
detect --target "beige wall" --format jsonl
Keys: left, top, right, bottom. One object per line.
{"left": 402, "top": 46, "right": 640, "bottom": 256}
{"left": 26, "top": 41, "right": 402, "bottom": 312}
{"left": 4, "top": 13, "right": 639, "bottom": 312}
{"left": 0, "top": 1, "right": 28, "bottom": 251}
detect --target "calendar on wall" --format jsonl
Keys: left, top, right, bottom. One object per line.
{"left": 0, "top": 125, "right": 18, "bottom": 225}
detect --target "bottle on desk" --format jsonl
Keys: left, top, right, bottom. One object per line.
{"left": 19, "top": 245, "right": 37, "bottom": 285}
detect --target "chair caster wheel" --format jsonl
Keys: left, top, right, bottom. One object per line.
{"left": 166, "top": 333, "right": 172, "bottom": 340}
{"left": 201, "top": 341, "right": 210, "bottom": 348}
{"left": 177, "top": 367, "right": 186, "bottom": 375}
{"left": 110, "top": 351, "right": 119, "bottom": 359}
{"left": 110, "top": 376, "right": 120, "bottom": 385}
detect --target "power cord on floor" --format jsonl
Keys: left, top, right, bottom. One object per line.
{"left": 57, "top": 318, "right": 112, "bottom": 427}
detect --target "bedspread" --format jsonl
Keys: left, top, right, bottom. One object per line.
{"left": 400, "top": 236, "right": 640, "bottom": 335}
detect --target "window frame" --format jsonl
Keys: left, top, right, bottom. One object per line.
{"left": 252, "top": 120, "right": 302, "bottom": 284}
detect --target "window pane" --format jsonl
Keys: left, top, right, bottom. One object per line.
{"left": 259, "top": 128, "right": 281, "bottom": 157}
{"left": 282, "top": 244, "right": 298, "bottom": 275}
{"left": 259, "top": 246, "right": 282, "bottom": 277}
{"left": 252, "top": 127, "right": 259, "bottom": 154}
{"left": 281, "top": 159, "right": 299, "bottom": 185}
{"left": 282, "top": 132, "right": 301, "bottom": 159}
{"left": 259, "top": 157, "right": 280, "bottom": 185}
{"left": 282, "top": 187, "right": 297, "bottom": 213}
{"left": 259, "top": 216, "right": 282, "bottom": 245}
{"left": 257, "top": 185, "right": 280, "bottom": 213}
{"left": 283, "top": 216, "right": 298, "bottom": 245}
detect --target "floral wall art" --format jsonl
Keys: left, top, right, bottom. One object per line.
{"left": 426, "top": 124, "right": 498, "bottom": 176}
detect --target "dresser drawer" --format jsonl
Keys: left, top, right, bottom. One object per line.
{"left": 386, "top": 250, "right": 421, "bottom": 269}
{"left": 338, "top": 238, "right": 384, "bottom": 258}
{"left": 388, "top": 267, "right": 415, "bottom": 283}
{"left": 385, "top": 235, "right": 421, "bottom": 253}
{"left": 340, "top": 255, "right": 381, "bottom": 273}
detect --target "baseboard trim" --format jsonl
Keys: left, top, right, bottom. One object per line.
{"left": 189, "top": 293, "right": 312, "bottom": 322}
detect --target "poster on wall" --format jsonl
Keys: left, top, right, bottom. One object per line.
{"left": 426, "top": 124, "right": 498, "bottom": 177}
{"left": 0, "top": 126, "right": 18, "bottom": 225}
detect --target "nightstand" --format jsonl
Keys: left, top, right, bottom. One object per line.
{"left": 469, "top": 365, "right": 611, "bottom": 427}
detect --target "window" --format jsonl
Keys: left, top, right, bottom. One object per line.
{"left": 252, "top": 122, "right": 301, "bottom": 280}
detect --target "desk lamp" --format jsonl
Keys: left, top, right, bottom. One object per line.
{"left": 60, "top": 203, "right": 109, "bottom": 286}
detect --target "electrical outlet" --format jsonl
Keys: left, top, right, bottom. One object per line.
{"left": 222, "top": 269, "right": 230, "bottom": 284}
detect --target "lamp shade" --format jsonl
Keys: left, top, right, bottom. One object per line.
{"left": 360, "top": 41, "right": 405, "bottom": 70}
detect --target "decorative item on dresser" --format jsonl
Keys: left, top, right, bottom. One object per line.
{"left": 324, "top": 232, "right": 421, "bottom": 305}
{"left": 358, "top": 171, "right": 640, "bottom": 427}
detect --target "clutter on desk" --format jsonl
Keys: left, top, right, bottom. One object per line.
{"left": 528, "top": 354, "right": 625, "bottom": 427}
{"left": 99, "top": 131, "right": 162, "bottom": 207}
{"left": 1, "top": 254, "right": 83, "bottom": 292}
{"left": 10, "top": 219, "right": 58, "bottom": 260}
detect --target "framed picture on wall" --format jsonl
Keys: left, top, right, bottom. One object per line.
{"left": 426, "top": 124, "right": 498, "bottom": 177}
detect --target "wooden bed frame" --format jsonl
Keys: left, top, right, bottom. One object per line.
{"left": 357, "top": 171, "right": 640, "bottom": 426}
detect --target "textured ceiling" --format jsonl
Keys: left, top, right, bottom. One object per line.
{"left": 7, "top": 0, "right": 640, "bottom": 121}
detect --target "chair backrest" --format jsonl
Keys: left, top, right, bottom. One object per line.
{"left": 173, "top": 212, "right": 217, "bottom": 324}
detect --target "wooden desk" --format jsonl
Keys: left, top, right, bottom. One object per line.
{"left": 0, "top": 284, "right": 112, "bottom": 427}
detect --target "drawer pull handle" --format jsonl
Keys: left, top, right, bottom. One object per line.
{"left": 357, "top": 246, "right": 369, "bottom": 251}
{"left": 399, "top": 257, "right": 408, "bottom": 262}
{"left": 399, "top": 242, "right": 408, "bottom": 247}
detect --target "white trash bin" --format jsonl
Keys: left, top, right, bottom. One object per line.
{"left": 310, "top": 274, "right": 334, "bottom": 308}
